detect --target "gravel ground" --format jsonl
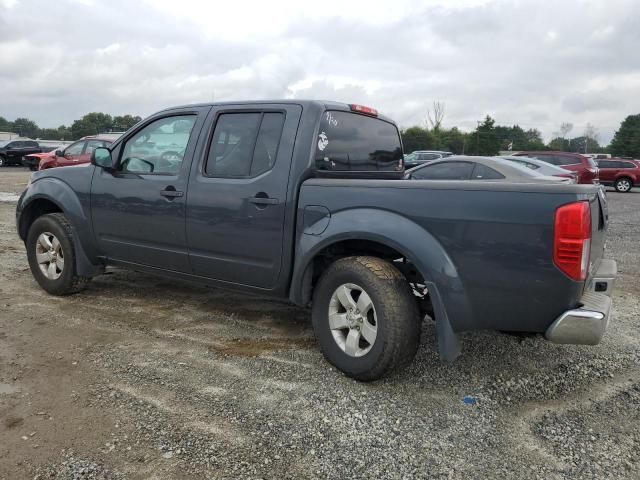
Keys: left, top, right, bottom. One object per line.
{"left": 1, "top": 168, "right": 639, "bottom": 479}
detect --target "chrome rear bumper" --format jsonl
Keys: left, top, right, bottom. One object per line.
{"left": 546, "top": 258, "right": 616, "bottom": 345}
{"left": 545, "top": 291, "right": 612, "bottom": 345}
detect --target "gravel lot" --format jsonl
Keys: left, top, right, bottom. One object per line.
{"left": 1, "top": 167, "right": 639, "bottom": 479}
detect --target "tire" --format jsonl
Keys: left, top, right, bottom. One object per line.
{"left": 26, "top": 213, "right": 90, "bottom": 295}
{"left": 0, "top": 156, "right": 5, "bottom": 167}
{"left": 312, "top": 256, "right": 420, "bottom": 381}
{"left": 614, "top": 177, "right": 632, "bottom": 193}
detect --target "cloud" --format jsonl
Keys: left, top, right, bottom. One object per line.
{"left": 0, "top": 0, "right": 638, "bottom": 144}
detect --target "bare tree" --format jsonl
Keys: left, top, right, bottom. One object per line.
{"left": 425, "top": 101, "right": 445, "bottom": 131}
{"left": 583, "top": 123, "right": 599, "bottom": 153}
{"left": 559, "top": 122, "right": 573, "bottom": 138}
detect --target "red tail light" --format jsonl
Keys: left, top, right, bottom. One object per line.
{"left": 349, "top": 104, "right": 378, "bottom": 116}
{"left": 554, "top": 201, "right": 591, "bottom": 281}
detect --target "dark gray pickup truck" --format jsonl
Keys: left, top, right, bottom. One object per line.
{"left": 16, "top": 100, "right": 617, "bottom": 380}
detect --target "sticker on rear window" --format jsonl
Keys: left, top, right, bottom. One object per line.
{"left": 325, "top": 112, "right": 338, "bottom": 127}
{"left": 318, "top": 132, "right": 329, "bottom": 151}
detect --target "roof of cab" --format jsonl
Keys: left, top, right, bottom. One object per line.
{"left": 158, "top": 100, "right": 396, "bottom": 125}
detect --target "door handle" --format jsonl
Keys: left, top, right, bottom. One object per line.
{"left": 160, "top": 188, "right": 184, "bottom": 198}
{"left": 249, "top": 195, "right": 279, "bottom": 205}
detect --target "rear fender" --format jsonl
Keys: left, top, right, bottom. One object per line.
{"left": 290, "top": 208, "right": 471, "bottom": 361}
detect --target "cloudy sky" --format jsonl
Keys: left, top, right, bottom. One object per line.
{"left": 1, "top": 0, "right": 638, "bottom": 143}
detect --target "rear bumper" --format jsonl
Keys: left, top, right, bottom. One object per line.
{"left": 545, "top": 259, "right": 616, "bottom": 345}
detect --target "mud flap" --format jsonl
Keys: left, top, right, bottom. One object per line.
{"left": 74, "top": 237, "right": 104, "bottom": 277}
{"left": 425, "top": 282, "right": 461, "bottom": 362}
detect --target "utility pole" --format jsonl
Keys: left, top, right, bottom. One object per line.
{"left": 476, "top": 120, "right": 481, "bottom": 155}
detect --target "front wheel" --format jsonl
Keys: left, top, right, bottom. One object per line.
{"left": 26, "top": 213, "right": 90, "bottom": 295}
{"left": 312, "top": 256, "right": 420, "bottom": 381}
{"left": 614, "top": 177, "right": 632, "bottom": 193}
{"left": 0, "top": 156, "right": 5, "bottom": 167}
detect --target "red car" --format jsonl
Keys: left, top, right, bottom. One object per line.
{"left": 25, "top": 135, "right": 115, "bottom": 170}
{"left": 596, "top": 158, "right": 640, "bottom": 192}
{"left": 514, "top": 151, "right": 599, "bottom": 184}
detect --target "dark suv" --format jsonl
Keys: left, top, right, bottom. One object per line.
{"left": 0, "top": 139, "right": 41, "bottom": 167}
{"left": 596, "top": 158, "right": 640, "bottom": 192}
{"left": 514, "top": 151, "right": 599, "bottom": 184}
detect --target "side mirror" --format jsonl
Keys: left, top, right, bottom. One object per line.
{"left": 92, "top": 147, "right": 114, "bottom": 169}
{"left": 55, "top": 150, "right": 64, "bottom": 157}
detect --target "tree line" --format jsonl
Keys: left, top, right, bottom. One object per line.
{"left": 0, "top": 112, "right": 142, "bottom": 141}
{"left": 401, "top": 103, "right": 640, "bottom": 158}
{"left": 2, "top": 106, "right": 639, "bottom": 159}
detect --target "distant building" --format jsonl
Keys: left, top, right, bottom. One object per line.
{"left": 0, "top": 131, "right": 19, "bottom": 141}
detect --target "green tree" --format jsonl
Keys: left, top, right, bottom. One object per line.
{"left": 494, "top": 124, "right": 545, "bottom": 151}
{"left": 568, "top": 136, "right": 601, "bottom": 153}
{"left": 439, "top": 127, "right": 470, "bottom": 154}
{"left": 112, "top": 114, "right": 142, "bottom": 131}
{"left": 401, "top": 126, "right": 435, "bottom": 152}
{"left": 0, "top": 116, "right": 12, "bottom": 132}
{"left": 12, "top": 117, "right": 39, "bottom": 138}
{"left": 38, "top": 125, "right": 70, "bottom": 140}
{"left": 472, "top": 116, "right": 500, "bottom": 155}
{"left": 609, "top": 114, "right": 640, "bottom": 158}
{"left": 70, "top": 112, "right": 114, "bottom": 139}
{"left": 548, "top": 137, "right": 569, "bottom": 151}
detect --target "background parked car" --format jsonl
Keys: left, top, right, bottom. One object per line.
{"left": 514, "top": 151, "right": 599, "bottom": 184}
{"left": 0, "top": 139, "right": 41, "bottom": 167}
{"left": 404, "top": 150, "right": 452, "bottom": 169}
{"left": 405, "top": 156, "right": 573, "bottom": 183}
{"left": 499, "top": 155, "right": 577, "bottom": 182}
{"left": 38, "top": 135, "right": 115, "bottom": 170}
{"left": 596, "top": 158, "right": 640, "bottom": 192}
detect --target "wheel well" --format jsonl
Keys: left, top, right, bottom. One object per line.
{"left": 300, "top": 239, "right": 425, "bottom": 305}
{"left": 617, "top": 176, "right": 633, "bottom": 185}
{"left": 18, "top": 199, "right": 63, "bottom": 240}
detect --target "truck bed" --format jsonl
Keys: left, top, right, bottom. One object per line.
{"left": 297, "top": 178, "right": 606, "bottom": 334}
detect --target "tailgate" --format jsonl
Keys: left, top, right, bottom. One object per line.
{"left": 588, "top": 187, "right": 607, "bottom": 278}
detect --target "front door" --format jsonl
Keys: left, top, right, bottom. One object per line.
{"left": 186, "top": 104, "right": 301, "bottom": 289}
{"left": 91, "top": 108, "right": 209, "bottom": 272}
{"left": 58, "top": 140, "right": 86, "bottom": 166}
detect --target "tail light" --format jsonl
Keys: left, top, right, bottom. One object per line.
{"left": 349, "top": 104, "right": 378, "bottom": 116}
{"left": 554, "top": 201, "right": 591, "bottom": 281}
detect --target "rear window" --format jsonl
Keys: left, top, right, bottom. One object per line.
{"left": 315, "top": 111, "right": 403, "bottom": 174}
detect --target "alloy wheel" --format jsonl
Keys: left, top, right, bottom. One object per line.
{"left": 328, "top": 283, "right": 378, "bottom": 357}
{"left": 35, "top": 232, "right": 64, "bottom": 280}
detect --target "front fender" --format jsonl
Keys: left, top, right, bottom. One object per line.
{"left": 18, "top": 178, "right": 102, "bottom": 276}
{"left": 290, "top": 208, "right": 472, "bottom": 358}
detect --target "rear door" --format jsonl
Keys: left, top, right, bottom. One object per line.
{"left": 596, "top": 160, "right": 615, "bottom": 183}
{"left": 185, "top": 103, "right": 301, "bottom": 288}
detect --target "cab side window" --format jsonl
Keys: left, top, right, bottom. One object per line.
{"left": 205, "top": 112, "right": 285, "bottom": 177}
{"left": 120, "top": 115, "right": 196, "bottom": 175}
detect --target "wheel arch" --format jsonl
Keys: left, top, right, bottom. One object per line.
{"left": 289, "top": 208, "right": 471, "bottom": 361}
{"left": 19, "top": 179, "right": 103, "bottom": 276}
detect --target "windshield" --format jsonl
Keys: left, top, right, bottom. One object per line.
{"left": 587, "top": 157, "right": 598, "bottom": 168}
{"left": 0, "top": 141, "right": 9, "bottom": 147}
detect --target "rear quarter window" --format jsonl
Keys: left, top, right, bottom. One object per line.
{"left": 315, "top": 111, "right": 403, "bottom": 174}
